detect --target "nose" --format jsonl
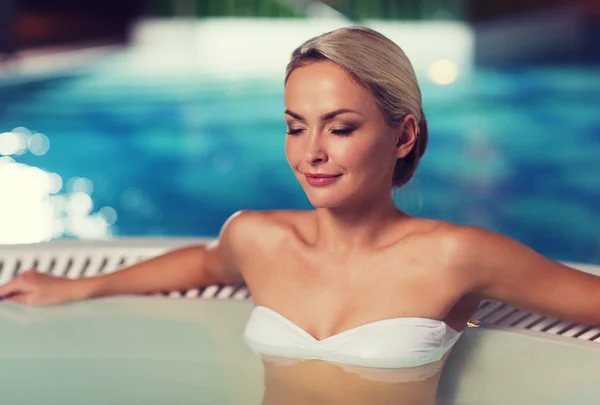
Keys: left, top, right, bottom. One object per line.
{"left": 304, "top": 133, "right": 328, "bottom": 165}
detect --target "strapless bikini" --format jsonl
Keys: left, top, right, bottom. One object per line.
{"left": 243, "top": 306, "right": 464, "bottom": 370}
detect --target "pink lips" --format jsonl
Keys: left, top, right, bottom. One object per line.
{"left": 304, "top": 173, "right": 342, "bottom": 187}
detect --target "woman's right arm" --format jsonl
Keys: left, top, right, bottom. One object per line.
{"left": 0, "top": 211, "right": 251, "bottom": 306}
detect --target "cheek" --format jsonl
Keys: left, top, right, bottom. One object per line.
{"left": 329, "top": 137, "right": 389, "bottom": 174}
{"left": 284, "top": 137, "right": 299, "bottom": 167}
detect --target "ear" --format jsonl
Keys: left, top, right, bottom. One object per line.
{"left": 394, "top": 114, "right": 418, "bottom": 159}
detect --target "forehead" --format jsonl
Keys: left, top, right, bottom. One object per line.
{"left": 284, "top": 61, "right": 376, "bottom": 115}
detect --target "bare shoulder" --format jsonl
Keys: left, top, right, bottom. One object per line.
{"left": 426, "top": 223, "right": 521, "bottom": 267}
{"left": 219, "top": 209, "right": 314, "bottom": 257}
{"left": 401, "top": 218, "right": 467, "bottom": 263}
{"left": 413, "top": 221, "right": 499, "bottom": 271}
{"left": 398, "top": 220, "right": 496, "bottom": 301}
{"left": 423, "top": 222, "right": 600, "bottom": 325}
{"left": 222, "top": 209, "right": 311, "bottom": 236}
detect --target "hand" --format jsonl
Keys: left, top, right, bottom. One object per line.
{"left": 0, "top": 270, "right": 85, "bottom": 306}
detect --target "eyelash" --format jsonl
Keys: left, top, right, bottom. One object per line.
{"left": 286, "top": 128, "right": 303, "bottom": 136}
{"left": 286, "top": 127, "right": 356, "bottom": 136}
{"left": 331, "top": 127, "right": 355, "bottom": 136}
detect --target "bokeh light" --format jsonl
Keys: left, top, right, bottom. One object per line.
{"left": 68, "top": 177, "right": 94, "bottom": 194}
{"left": 0, "top": 128, "right": 117, "bottom": 243}
{"left": 428, "top": 59, "right": 459, "bottom": 85}
{"left": 0, "top": 131, "right": 28, "bottom": 156}
{"left": 66, "top": 192, "right": 94, "bottom": 216}
{"left": 99, "top": 206, "right": 118, "bottom": 225}
{"left": 28, "top": 133, "right": 51, "bottom": 156}
{"left": 47, "top": 173, "right": 63, "bottom": 194}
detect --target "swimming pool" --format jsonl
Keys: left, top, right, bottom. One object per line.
{"left": 0, "top": 53, "right": 599, "bottom": 264}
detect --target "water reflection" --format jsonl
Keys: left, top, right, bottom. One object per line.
{"left": 0, "top": 127, "right": 117, "bottom": 243}
{"left": 260, "top": 354, "right": 450, "bottom": 405}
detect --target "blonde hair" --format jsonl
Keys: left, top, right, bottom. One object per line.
{"left": 285, "top": 26, "right": 428, "bottom": 188}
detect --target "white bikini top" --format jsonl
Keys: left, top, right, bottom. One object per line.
{"left": 243, "top": 306, "right": 464, "bottom": 370}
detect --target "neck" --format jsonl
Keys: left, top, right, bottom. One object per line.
{"left": 314, "top": 192, "right": 407, "bottom": 255}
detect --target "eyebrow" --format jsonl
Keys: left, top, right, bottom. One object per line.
{"left": 284, "top": 108, "right": 363, "bottom": 122}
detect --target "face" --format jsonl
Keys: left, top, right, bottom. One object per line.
{"left": 284, "top": 61, "right": 416, "bottom": 209}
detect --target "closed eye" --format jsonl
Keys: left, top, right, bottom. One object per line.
{"left": 286, "top": 128, "right": 304, "bottom": 136}
{"left": 331, "top": 127, "right": 356, "bottom": 136}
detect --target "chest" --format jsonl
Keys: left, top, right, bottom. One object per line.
{"left": 240, "top": 243, "right": 461, "bottom": 340}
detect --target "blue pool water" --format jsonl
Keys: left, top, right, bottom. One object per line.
{"left": 1, "top": 58, "right": 600, "bottom": 264}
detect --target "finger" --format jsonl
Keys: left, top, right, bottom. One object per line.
{"left": 19, "top": 269, "right": 37, "bottom": 278}
{"left": 0, "top": 279, "right": 23, "bottom": 298}
{"left": 6, "top": 293, "right": 31, "bottom": 305}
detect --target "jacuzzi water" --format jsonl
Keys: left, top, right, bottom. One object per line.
{"left": 2, "top": 295, "right": 600, "bottom": 405}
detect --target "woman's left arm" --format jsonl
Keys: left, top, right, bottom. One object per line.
{"left": 454, "top": 226, "right": 600, "bottom": 325}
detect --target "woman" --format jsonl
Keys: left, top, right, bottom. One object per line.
{"left": 1, "top": 26, "right": 599, "bottom": 404}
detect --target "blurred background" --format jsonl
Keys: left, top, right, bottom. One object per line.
{"left": 0, "top": 0, "right": 598, "bottom": 264}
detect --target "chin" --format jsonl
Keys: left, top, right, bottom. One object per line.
{"left": 303, "top": 188, "right": 352, "bottom": 209}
